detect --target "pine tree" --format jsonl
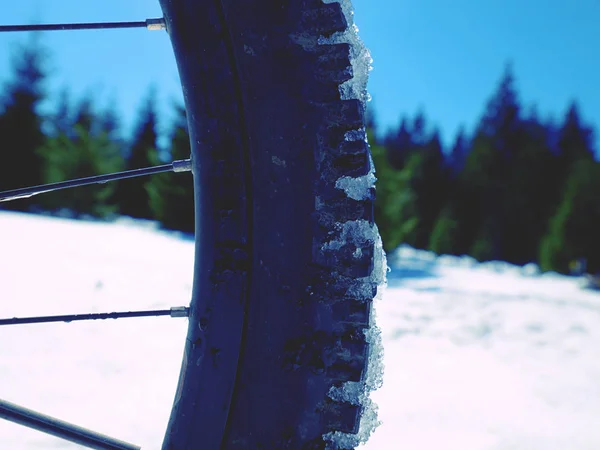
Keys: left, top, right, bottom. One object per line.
{"left": 479, "top": 63, "right": 521, "bottom": 154}
{"left": 73, "top": 96, "right": 95, "bottom": 134}
{"left": 51, "top": 87, "right": 72, "bottom": 137}
{"left": 410, "top": 130, "right": 451, "bottom": 249}
{"left": 458, "top": 132, "right": 499, "bottom": 257}
{"left": 374, "top": 116, "right": 441, "bottom": 251}
{"left": 465, "top": 64, "right": 522, "bottom": 260}
{"left": 146, "top": 104, "right": 195, "bottom": 233}
{"left": 384, "top": 117, "right": 412, "bottom": 170}
{"left": 448, "top": 127, "right": 469, "bottom": 175}
{"left": 37, "top": 95, "right": 124, "bottom": 217}
{"left": 372, "top": 129, "right": 417, "bottom": 251}
{"left": 539, "top": 159, "right": 600, "bottom": 274}
{"left": 117, "top": 89, "right": 160, "bottom": 220}
{"left": 533, "top": 103, "right": 597, "bottom": 270}
{"left": 0, "top": 35, "right": 48, "bottom": 211}
{"left": 501, "top": 113, "right": 558, "bottom": 265}
{"left": 411, "top": 110, "right": 428, "bottom": 147}
{"left": 365, "top": 102, "right": 378, "bottom": 142}
{"left": 429, "top": 204, "right": 460, "bottom": 255}
{"left": 553, "top": 102, "right": 596, "bottom": 193}
{"left": 557, "top": 102, "right": 595, "bottom": 165}
{"left": 99, "top": 99, "right": 122, "bottom": 143}
{"left": 429, "top": 128, "right": 470, "bottom": 255}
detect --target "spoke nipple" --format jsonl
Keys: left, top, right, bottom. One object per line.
{"left": 170, "top": 306, "right": 190, "bottom": 318}
{"left": 172, "top": 158, "right": 192, "bottom": 173}
{"left": 146, "top": 18, "right": 166, "bottom": 31}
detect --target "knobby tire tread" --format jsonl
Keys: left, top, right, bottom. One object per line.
{"left": 159, "top": 1, "right": 383, "bottom": 448}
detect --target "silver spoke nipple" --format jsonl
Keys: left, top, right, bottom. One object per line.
{"left": 172, "top": 158, "right": 192, "bottom": 173}
{"left": 170, "top": 306, "right": 190, "bottom": 318}
{"left": 146, "top": 18, "right": 166, "bottom": 31}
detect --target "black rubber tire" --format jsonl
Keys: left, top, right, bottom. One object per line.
{"left": 159, "top": 1, "right": 385, "bottom": 448}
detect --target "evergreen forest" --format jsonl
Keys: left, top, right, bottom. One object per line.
{"left": 2, "top": 38, "right": 598, "bottom": 275}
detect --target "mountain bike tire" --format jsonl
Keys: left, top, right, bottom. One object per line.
{"left": 159, "top": 0, "right": 386, "bottom": 448}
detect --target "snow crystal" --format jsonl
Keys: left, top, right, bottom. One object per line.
{"left": 371, "top": 228, "right": 389, "bottom": 291}
{"left": 335, "top": 171, "right": 376, "bottom": 201}
{"left": 345, "top": 128, "right": 367, "bottom": 142}
{"left": 320, "top": 0, "right": 373, "bottom": 105}
{"left": 335, "top": 133, "right": 376, "bottom": 201}
{"left": 322, "top": 224, "right": 387, "bottom": 448}
{"left": 322, "top": 219, "right": 374, "bottom": 251}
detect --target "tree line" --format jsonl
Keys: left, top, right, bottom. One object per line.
{"left": 371, "top": 65, "right": 600, "bottom": 275}
{"left": 1, "top": 39, "right": 599, "bottom": 275}
{"left": 0, "top": 37, "right": 194, "bottom": 233}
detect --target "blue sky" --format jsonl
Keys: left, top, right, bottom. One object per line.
{"left": 1, "top": 0, "right": 599, "bottom": 149}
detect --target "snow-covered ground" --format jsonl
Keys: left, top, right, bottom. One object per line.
{"left": 1, "top": 211, "right": 599, "bottom": 449}
{"left": 367, "top": 247, "right": 600, "bottom": 450}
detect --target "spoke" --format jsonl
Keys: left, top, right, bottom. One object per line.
{"left": 0, "top": 398, "right": 140, "bottom": 450}
{"left": 0, "top": 158, "right": 192, "bottom": 203}
{"left": 0, "top": 18, "right": 166, "bottom": 32}
{"left": 0, "top": 307, "right": 189, "bottom": 326}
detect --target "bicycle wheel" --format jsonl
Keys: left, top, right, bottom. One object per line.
{"left": 160, "top": 0, "right": 386, "bottom": 448}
